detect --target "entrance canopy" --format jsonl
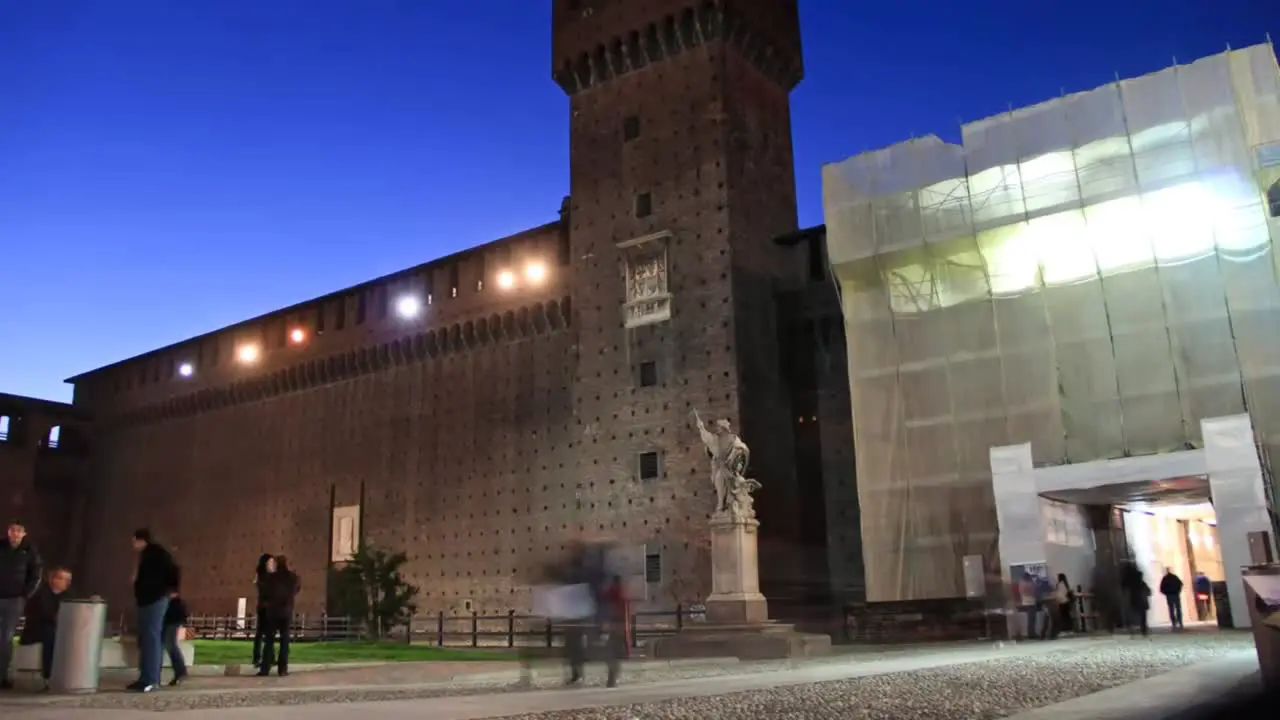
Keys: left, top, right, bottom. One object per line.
{"left": 1043, "top": 475, "right": 1210, "bottom": 507}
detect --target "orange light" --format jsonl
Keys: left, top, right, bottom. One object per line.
{"left": 236, "top": 344, "right": 260, "bottom": 364}
{"left": 289, "top": 328, "right": 306, "bottom": 344}
{"left": 496, "top": 270, "right": 516, "bottom": 289}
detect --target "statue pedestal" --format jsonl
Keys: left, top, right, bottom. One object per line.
{"left": 706, "top": 513, "right": 769, "bottom": 624}
{"left": 648, "top": 512, "right": 832, "bottom": 660}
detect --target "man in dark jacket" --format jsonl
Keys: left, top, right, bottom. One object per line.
{"left": 20, "top": 567, "right": 72, "bottom": 690}
{"left": 1, "top": 520, "right": 43, "bottom": 690}
{"left": 1159, "top": 568, "right": 1185, "bottom": 629}
{"left": 257, "top": 555, "right": 299, "bottom": 677}
{"left": 129, "top": 529, "right": 180, "bottom": 693}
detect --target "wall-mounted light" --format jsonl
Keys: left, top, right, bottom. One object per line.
{"left": 396, "top": 295, "right": 422, "bottom": 319}
{"left": 177, "top": 362, "right": 194, "bottom": 378}
{"left": 289, "top": 328, "right": 307, "bottom": 344}
{"left": 237, "top": 344, "right": 260, "bottom": 364}
{"left": 524, "top": 261, "right": 547, "bottom": 284}
{"left": 496, "top": 270, "right": 516, "bottom": 290}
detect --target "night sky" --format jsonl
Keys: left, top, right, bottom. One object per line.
{"left": 1, "top": 0, "right": 1273, "bottom": 402}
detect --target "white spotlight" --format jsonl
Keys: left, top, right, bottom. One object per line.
{"left": 396, "top": 295, "right": 422, "bottom": 318}
{"left": 524, "top": 261, "right": 547, "bottom": 284}
{"left": 496, "top": 270, "right": 516, "bottom": 289}
{"left": 237, "top": 344, "right": 260, "bottom": 364}
{"left": 178, "top": 362, "right": 194, "bottom": 378}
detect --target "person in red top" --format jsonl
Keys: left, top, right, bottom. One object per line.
{"left": 601, "top": 575, "right": 628, "bottom": 687}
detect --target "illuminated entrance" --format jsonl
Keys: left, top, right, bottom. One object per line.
{"left": 992, "top": 414, "right": 1276, "bottom": 630}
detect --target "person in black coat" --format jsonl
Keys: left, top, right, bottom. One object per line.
{"left": 19, "top": 567, "right": 72, "bottom": 690}
{"left": 1, "top": 520, "right": 43, "bottom": 690}
{"left": 258, "top": 555, "right": 299, "bottom": 677}
{"left": 129, "top": 529, "right": 180, "bottom": 693}
{"left": 252, "top": 554, "right": 273, "bottom": 667}
{"left": 1159, "top": 568, "right": 1185, "bottom": 629}
{"left": 1120, "top": 561, "right": 1152, "bottom": 637}
{"left": 162, "top": 584, "right": 190, "bottom": 686}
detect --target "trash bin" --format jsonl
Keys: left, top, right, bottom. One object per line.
{"left": 50, "top": 598, "right": 108, "bottom": 695}
{"left": 1241, "top": 564, "right": 1280, "bottom": 692}
{"left": 1212, "top": 581, "right": 1233, "bottom": 629}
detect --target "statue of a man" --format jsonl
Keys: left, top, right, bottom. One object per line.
{"left": 692, "top": 409, "right": 752, "bottom": 515}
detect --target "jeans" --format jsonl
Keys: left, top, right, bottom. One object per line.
{"left": 0, "top": 597, "right": 23, "bottom": 681}
{"left": 39, "top": 627, "right": 57, "bottom": 681}
{"left": 260, "top": 614, "right": 291, "bottom": 673}
{"left": 1165, "top": 595, "right": 1184, "bottom": 628}
{"left": 162, "top": 624, "right": 187, "bottom": 678}
{"left": 252, "top": 608, "right": 267, "bottom": 666}
{"left": 136, "top": 597, "right": 170, "bottom": 687}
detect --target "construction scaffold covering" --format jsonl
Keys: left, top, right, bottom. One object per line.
{"left": 822, "top": 44, "right": 1280, "bottom": 603}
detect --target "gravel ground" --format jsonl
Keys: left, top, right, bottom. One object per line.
{"left": 7, "top": 632, "right": 1251, "bottom": 714}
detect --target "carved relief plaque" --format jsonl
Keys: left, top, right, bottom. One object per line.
{"left": 331, "top": 505, "right": 360, "bottom": 563}
{"left": 619, "top": 231, "right": 672, "bottom": 328}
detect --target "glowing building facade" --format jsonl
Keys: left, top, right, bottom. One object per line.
{"left": 823, "top": 44, "right": 1280, "bottom": 602}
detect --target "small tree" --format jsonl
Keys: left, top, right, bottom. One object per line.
{"left": 332, "top": 545, "right": 419, "bottom": 639}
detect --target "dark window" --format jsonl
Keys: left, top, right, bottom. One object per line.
{"left": 316, "top": 305, "right": 326, "bottom": 334}
{"left": 634, "top": 192, "right": 652, "bottom": 218}
{"left": 449, "top": 263, "right": 460, "bottom": 298}
{"left": 623, "top": 115, "right": 640, "bottom": 141}
{"left": 638, "top": 360, "right": 658, "bottom": 387}
{"left": 376, "top": 286, "right": 388, "bottom": 319}
{"left": 356, "top": 293, "right": 367, "bottom": 324}
{"left": 644, "top": 552, "right": 662, "bottom": 583}
{"left": 334, "top": 297, "right": 346, "bottom": 330}
{"left": 638, "top": 451, "right": 661, "bottom": 481}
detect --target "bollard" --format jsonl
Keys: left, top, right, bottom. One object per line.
{"left": 50, "top": 598, "right": 108, "bottom": 695}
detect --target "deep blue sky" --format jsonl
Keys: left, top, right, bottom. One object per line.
{"left": 1, "top": 1, "right": 1273, "bottom": 403}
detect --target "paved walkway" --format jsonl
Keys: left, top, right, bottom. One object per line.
{"left": 2, "top": 637, "right": 1114, "bottom": 718}
{"left": 1003, "top": 650, "right": 1261, "bottom": 720}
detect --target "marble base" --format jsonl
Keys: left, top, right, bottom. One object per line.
{"left": 647, "top": 621, "right": 832, "bottom": 660}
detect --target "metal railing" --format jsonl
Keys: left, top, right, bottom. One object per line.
{"left": 173, "top": 606, "right": 704, "bottom": 649}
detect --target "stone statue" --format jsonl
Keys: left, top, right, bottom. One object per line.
{"left": 692, "top": 409, "right": 757, "bottom": 520}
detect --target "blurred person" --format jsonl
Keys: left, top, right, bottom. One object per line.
{"left": 0, "top": 520, "right": 43, "bottom": 690}
{"left": 163, "top": 587, "right": 189, "bottom": 686}
{"left": 1053, "top": 573, "right": 1074, "bottom": 635}
{"left": 252, "top": 554, "right": 273, "bottom": 667}
{"left": 1193, "top": 571, "right": 1213, "bottom": 620}
{"left": 1159, "top": 568, "right": 1184, "bottom": 629}
{"left": 258, "top": 555, "right": 299, "bottom": 677}
{"left": 128, "top": 528, "right": 180, "bottom": 693}
{"left": 565, "top": 540, "right": 617, "bottom": 685}
{"left": 1120, "top": 561, "right": 1151, "bottom": 638}
{"left": 18, "top": 567, "right": 71, "bottom": 691}
{"left": 600, "top": 574, "right": 628, "bottom": 687}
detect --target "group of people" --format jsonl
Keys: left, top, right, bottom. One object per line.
{"left": 1015, "top": 571, "right": 1078, "bottom": 640}
{"left": 1016, "top": 562, "right": 1215, "bottom": 640}
{"left": 524, "top": 539, "right": 631, "bottom": 688}
{"left": 0, "top": 520, "right": 191, "bottom": 693}
{"left": 250, "top": 553, "right": 300, "bottom": 677}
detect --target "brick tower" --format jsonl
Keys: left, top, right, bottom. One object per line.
{"left": 552, "top": 1, "right": 814, "bottom": 601}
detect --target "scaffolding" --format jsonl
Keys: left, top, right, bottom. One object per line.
{"left": 822, "top": 43, "right": 1280, "bottom": 603}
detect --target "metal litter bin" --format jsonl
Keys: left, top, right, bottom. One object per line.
{"left": 50, "top": 599, "right": 107, "bottom": 694}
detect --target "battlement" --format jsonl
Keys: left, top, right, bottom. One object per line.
{"left": 551, "top": 0, "right": 802, "bottom": 95}
{"left": 66, "top": 218, "right": 571, "bottom": 415}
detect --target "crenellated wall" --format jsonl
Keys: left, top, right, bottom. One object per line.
{"left": 0, "top": 393, "right": 91, "bottom": 570}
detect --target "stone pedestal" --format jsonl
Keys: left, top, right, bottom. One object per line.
{"left": 648, "top": 512, "right": 832, "bottom": 660}
{"left": 706, "top": 514, "right": 769, "bottom": 624}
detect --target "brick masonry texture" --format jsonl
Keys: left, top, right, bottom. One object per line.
{"left": 55, "top": 0, "right": 857, "bottom": 618}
